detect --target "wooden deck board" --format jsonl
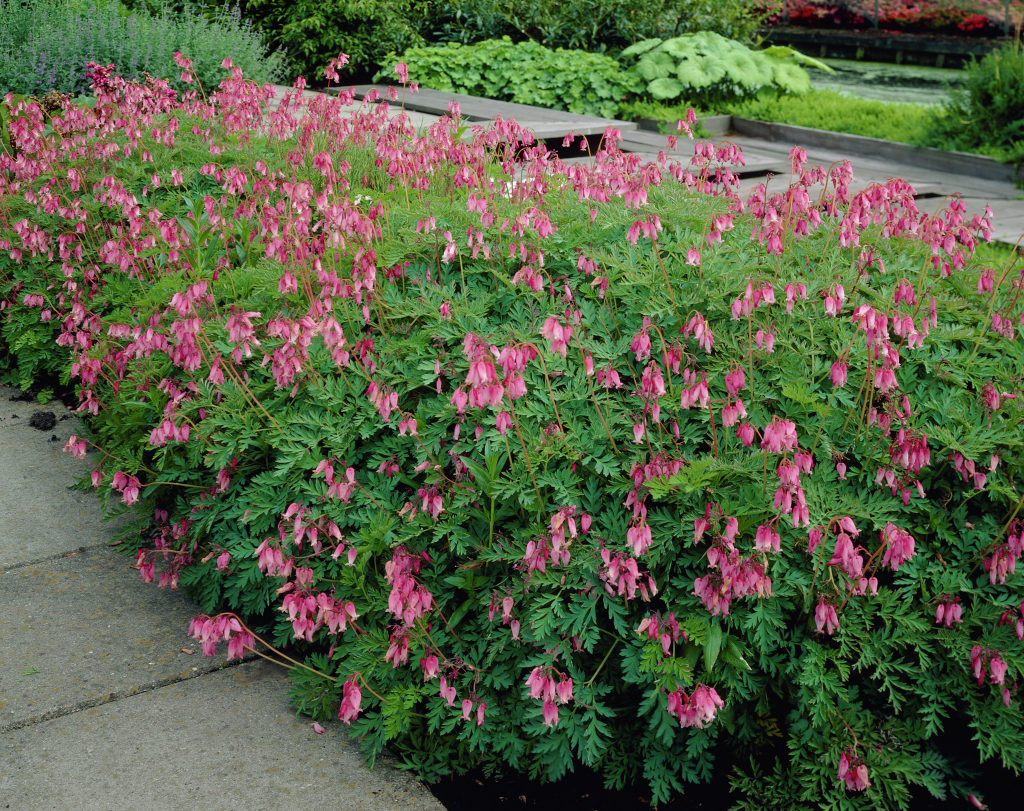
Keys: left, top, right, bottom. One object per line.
{"left": 347, "top": 85, "right": 637, "bottom": 134}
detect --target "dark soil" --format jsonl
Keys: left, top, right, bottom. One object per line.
{"left": 429, "top": 764, "right": 726, "bottom": 810}
{"left": 7, "top": 388, "right": 39, "bottom": 402}
{"left": 427, "top": 729, "right": 1024, "bottom": 810}
{"left": 28, "top": 411, "right": 56, "bottom": 431}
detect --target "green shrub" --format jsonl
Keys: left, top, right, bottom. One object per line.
{"left": 385, "top": 38, "right": 642, "bottom": 119}
{"left": 2, "top": 64, "right": 1024, "bottom": 809}
{"left": 238, "top": 0, "right": 427, "bottom": 83}
{"left": 620, "top": 33, "right": 826, "bottom": 108}
{"left": 0, "top": 0, "right": 288, "bottom": 96}
{"left": 426, "top": 0, "right": 766, "bottom": 51}
{"left": 927, "top": 40, "right": 1024, "bottom": 167}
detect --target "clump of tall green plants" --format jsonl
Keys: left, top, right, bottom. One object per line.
{"left": 0, "top": 0, "right": 288, "bottom": 96}
{"left": 928, "top": 39, "right": 1024, "bottom": 167}
{"left": 427, "top": 0, "right": 766, "bottom": 51}
{"left": 1, "top": 57, "right": 1023, "bottom": 809}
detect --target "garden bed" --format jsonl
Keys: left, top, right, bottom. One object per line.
{"left": 2, "top": 44, "right": 1023, "bottom": 811}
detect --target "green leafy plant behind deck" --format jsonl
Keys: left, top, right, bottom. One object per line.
{"left": 928, "top": 39, "right": 1024, "bottom": 168}
{"left": 619, "top": 32, "right": 828, "bottom": 107}
{"left": 239, "top": 0, "right": 426, "bottom": 82}
{"left": 1, "top": 61, "right": 1023, "bottom": 809}
{"left": 384, "top": 37, "right": 641, "bottom": 119}
{"left": 424, "top": 0, "right": 767, "bottom": 51}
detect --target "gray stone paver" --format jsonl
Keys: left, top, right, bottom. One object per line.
{"left": 1, "top": 660, "right": 439, "bottom": 810}
{"left": 0, "top": 545, "right": 222, "bottom": 730}
{"left": 0, "top": 388, "right": 114, "bottom": 570}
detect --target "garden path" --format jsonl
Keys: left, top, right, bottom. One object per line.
{"left": 0, "top": 385, "right": 441, "bottom": 810}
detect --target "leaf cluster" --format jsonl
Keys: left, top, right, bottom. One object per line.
{"left": 0, "top": 0, "right": 289, "bottom": 96}
{"left": 619, "top": 32, "right": 827, "bottom": 107}
{"left": 382, "top": 37, "right": 642, "bottom": 119}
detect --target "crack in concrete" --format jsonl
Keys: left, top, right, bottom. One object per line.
{"left": 0, "top": 657, "right": 250, "bottom": 734}
{"left": 0, "top": 543, "right": 111, "bottom": 574}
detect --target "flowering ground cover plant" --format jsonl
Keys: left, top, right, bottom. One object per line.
{"left": 1, "top": 57, "right": 1024, "bottom": 807}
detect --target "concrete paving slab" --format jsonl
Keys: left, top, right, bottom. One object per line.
{"left": 507, "top": 119, "right": 626, "bottom": 139}
{"left": 0, "top": 546, "right": 220, "bottom": 731}
{"left": 0, "top": 386, "right": 116, "bottom": 570}
{"left": 0, "top": 659, "right": 442, "bottom": 810}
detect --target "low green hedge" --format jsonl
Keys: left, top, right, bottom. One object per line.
{"left": 381, "top": 37, "right": 641, "bottom": 119}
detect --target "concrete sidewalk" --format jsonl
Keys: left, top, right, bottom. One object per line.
{"left": 0, "top": 386, "right": 441, "bottom": 810}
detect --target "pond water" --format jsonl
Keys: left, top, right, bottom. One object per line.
{"left": 807, "top": 58, "right": 966, "bottom": 105}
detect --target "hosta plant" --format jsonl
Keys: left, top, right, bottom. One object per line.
{"left": 1, "top": 57, "right": 1023, "bottom": 809}
{"left": 620, "top": 32, "right": 831, "bottom": 107}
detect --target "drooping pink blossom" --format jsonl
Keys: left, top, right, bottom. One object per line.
{"left": 815, "top": 599, "right": 840, "bottom": 635}
{"left": 837, "top": 750, "right": 870, "bottom": 791}
{"left": 338, "top": 676, "right": 362, "bottom": 724}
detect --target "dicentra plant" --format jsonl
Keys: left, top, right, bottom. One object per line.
{"left": 1, "top": 57, "right": 1023, "bottom": 808}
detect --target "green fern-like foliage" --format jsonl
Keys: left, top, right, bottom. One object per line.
{"left": 622, "top": 31, "right": 825, "bottom": 107}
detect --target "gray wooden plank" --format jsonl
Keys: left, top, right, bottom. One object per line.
{"left": 347, "top": 85, "right": 636, "bottom": 131}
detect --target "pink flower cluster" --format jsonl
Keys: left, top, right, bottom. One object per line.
{"left": 188, "top": 613, "right": 254, "bottom": 660}
{"left": 815, "top": 599, "right": 841, "bottom": 635}
{"left": 984, "top": 519, "right": 1023, "bottom": 585}
{"left": 524, "top": 506, "right": 589, "bottom": 572}
{"left": 935, "top": 595, "right": 963, "bottom": 627}
{"left": 526, "top": 666, "right": 574, "bottom": 727}
{"left": 385, "top": 546, "right": 434, "bottom": 626}
{"left": 666, "top": 684, "right": 724, "bottom": 728}
{"left": 338, "top": 675, "right": 362, "bottom": 723}
{"left": 693, "top": 504, "right": 772, "bottom": 616}
{"left": 880, "top": 522, "right": 916, "bottom": 571}
{"left": 998, "top": 602, "right": 1024, "bottom": 640}
{"left": 281, "top": 588, "right": 358, "bottom": 642}
{"left": 600, "top": 548, "right": 656, "bottom": 601}
{"left": 837, "top": 749, "right": 870, "bottom": 792}
{"left": 636, "top": 612, "right": 685, "bottom": 655}
{"left": 488, "top": 592, "right": 521, "bottom": 639}
{"left": 971, "top": 646, "right": 1011, "bottom": 704}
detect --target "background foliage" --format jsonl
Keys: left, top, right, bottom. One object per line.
{"left": 236, "top": 0, "right": 427, "bottom": 82}
{"left": 0, "top": 0, "right": 288, "bottom": 96}
{"left": 618, "top": 32, "right": 825, "bottom": 106}
{"left": 382, "top": 37, "right": 642, "bottom": 119}
{"left": 424, "top": 0, "right": 766, "bottom": 51}
{"left": 927, "top": 40, "right": 1024, "bottom": 165}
